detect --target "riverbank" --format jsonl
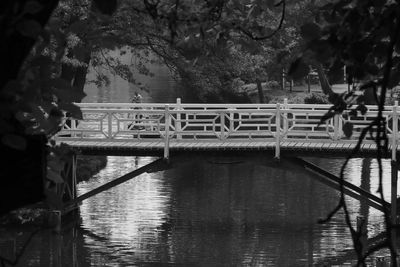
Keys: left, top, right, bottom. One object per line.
{"left": 0, "top": 155, "right": 107, "bottom": 226}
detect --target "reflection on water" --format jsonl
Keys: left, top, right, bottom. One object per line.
{"left": 1, "top": 155, "right": 397, "bottom": 266}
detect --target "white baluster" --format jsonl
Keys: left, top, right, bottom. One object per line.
{"left": 283, "top": 98, "right": 288, "bottom": 136}
{"left": 275, "top": 103, "right": 281, "bottom": 159}
{"left": 176, "top": 98, "right": 182, "bottom": 140}
{"left": 392, "top": 101, "right": 398, "bottom": 161}
{"left": 164, "top": 104, "right": 170, "bottom": 159}
{"left": 220, "top": 112, "right": 225, "bottom": 140}
{"left": 108, "top": 111, "right": 112, "bottom": 140}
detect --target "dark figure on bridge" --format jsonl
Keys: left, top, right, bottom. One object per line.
{"left": 130, "top": 92, "right": 144, "bottom": 130}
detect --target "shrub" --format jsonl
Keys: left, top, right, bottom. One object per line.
{"left": 303, "top": 93, "right": 329, "bottom": 104}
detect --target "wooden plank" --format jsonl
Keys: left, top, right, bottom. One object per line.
{"left": 313, "top": 143, "right": 324, "bottom": 149}
{"left": 301, "top": 142, "right": 312, "bottom": 150}
{"left": 335, "top": 143, "right": 345, "bottom": 149}
{"left": 285, "top": 142, "right": 295, "bottom": 148}
{"left": 293, "top": 142, "right": 304, "bottom": 149}
{"left": 361, "top": 143, "right": 370, "bottom": 150}
{"left": 321, "top": 143, "right": 331, "bottom": 149}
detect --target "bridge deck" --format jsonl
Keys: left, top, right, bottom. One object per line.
{"left": 58, "top": 139, "right": 386, "bottom": 157}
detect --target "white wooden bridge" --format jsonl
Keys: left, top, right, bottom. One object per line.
{"left": 54, "top": 99, "right": 400, "bottom": 159}
{"left": 56, "top": 99, "right": 400, "bottom": 231}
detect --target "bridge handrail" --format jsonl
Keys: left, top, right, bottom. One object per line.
{"left": 75, "top": 102, "right": 395, "bottom": 109}
{"left": 56, "top": 99, "right": 400, "bottom": 159}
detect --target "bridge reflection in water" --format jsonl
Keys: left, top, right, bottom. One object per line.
{"left": 0, "top": 155, "right": 393, "bottom": 266}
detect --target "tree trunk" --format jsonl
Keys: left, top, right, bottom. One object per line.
{"left": 61, "top": 50, "right": 91, "bottom": 99}
{"left": 315, "top": 64, "right": 334, "bottom": 96}
{"left": 72, "top": 52, "right": 91, "bottom": 94}
{"left": 256, "top": 78, "right": 265, "bottom": 103}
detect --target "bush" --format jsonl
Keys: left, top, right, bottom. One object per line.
{"left": 303, "top": 93, "right": 329, "bottom": 104}
{"left": 77, "top": 155, "right": 107, "bottom": 183}
{"left": 267, "top": 95, "right": 305, "bottom": 104}
{"left": 265, "top": 80, "right": 280, "bottom": 90}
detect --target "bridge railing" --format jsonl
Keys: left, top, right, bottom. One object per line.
{"left": 55, "top": 99, "right": 399, "bottom": 158}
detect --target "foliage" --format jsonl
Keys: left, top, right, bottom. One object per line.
{"left": 0, "top": 208, "right": 47, "bottom": 226}
{"left": 291, "top": 0, "right": 400, "bottom": 265}
{"left": 303, "top": 92, "right": 329, "bottom": 104}
{"left": 77, "top": 155, "right": 107, "bottom": 183}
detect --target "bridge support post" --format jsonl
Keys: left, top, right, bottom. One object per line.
{"left": 391, "top": 101, "right": 398, "bottom": 248}
{"left": 71, "top": 153, "right": 77, "bottom": 199}
{"left": 164, "top": 104, "right": 170, "bottom": 160}
{"left": 176, "top": 98, "right": 182, "bottom": 140}
{"left": 333, "top": 115, "right": 340, "bottom": 140}
{"left": 357, "top": 216, "right": 367, "bottom": 256}
{"left": 275, "top": 103, "right": 281, "bottom": 159}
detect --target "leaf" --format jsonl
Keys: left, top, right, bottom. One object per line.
{"left": 1, "top": 134, "right": 27, "bottom": 150}
{"left": 356, "top": 104, "right": 367, "bottom": 115}
{"left": 68, "top": 21, "right": 88, "bottom": 34}
{"left": 300, "top": 22, "right": 321, "bottom": 40}
{"left": 93, "top": 0, "right": 118, "bottom": 15}
{"left": 49, "top": 107, "right": 64, "bottom": 118}
{"left": 73, "top": 46, "right": 89, "bottom": 61}
{"left": 0, "top": 119, "right": 15, "bottom": 134}
{"left": 16, "top": 19, "right": 42, "bottom": 38}
{"left": 52, "top": 87, "right": 86, "bottom": 103}
{"left": 43, "top": 189, "right": 63, "bottom": 209}
{"left": 343, "top": 122, "right": 353, "bottom": 138}
{"left": 388, "top": 71, "right": 400, "bottom": 89}
{"left": 58, "top": 102, "right": 83, "bottom": 120}
{"left": 288, "top": 57, "right": 310, "bottom": 80}
{"left": 30, "top": 55, "right": 52, "bottom": 67}
{"left": 349, "top": 109, "right": 357, "bottom": 117}
{"left": 47, "top": 168, "right": 64, "bottom": 183}
{"left": 48, "top": 160, "right": 65, "bottom": 172}
{"left": 319, "top": 109, "right": 335, "bottom": 124}
{"left": 23, "top": 1, "right": 43, "bottom": 14}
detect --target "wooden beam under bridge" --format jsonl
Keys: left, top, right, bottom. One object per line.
{"left": 287, "top": 157, "right": 390, "bottom": 212}
{"left": 63, "top": 158, "right": 167, "bottom": 213}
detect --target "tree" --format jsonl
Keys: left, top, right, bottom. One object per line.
{"left": 5, "top": 1, "right": 395, "bottom": 265}
{"left": 293, "top": 0, "right": 400, "bottom": 265}
{"left": 0, "top": 0, "right": 119, "bottom": 215}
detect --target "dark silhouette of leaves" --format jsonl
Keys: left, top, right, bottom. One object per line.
{"left": 300, "top": 22, "right": 321, "bottom": 40}
{"left": 288, "top": 57, "right": 309, "bottom": 80}
{"left": 93, "top": 0, "right": 117, "bottom": 15}
{"left": 343, "top": 122, "right": 353, "bottom": 138}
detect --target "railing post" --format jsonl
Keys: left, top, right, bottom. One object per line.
{"left": 333, "top": 114, "right": 340, "bottom": 140}
{"left": 108, "top": 111, "right": 113, "bottom": 140}
{"left": 220, "top": 112, "right": 225, "bottom": 140}
{"left": 392, "top": 101, "right": 398, "bottom": 161}
{"left": 391, "top": 101, "right": 398, "bottom": 248}
{"left": 229, "top": 108, "right": 234, "bottom": 133}
{"left": 275, "top": 103, "right": 281, "bottom": 159}
{"left": 176, "top": 98, "right": 182, "bottom": 140}
{"left": 283, "top": 98, "right": 288, "bottom": 136}
{"left": 164, "top": 104, "right": 170, "bottom": 160}
{"left": 71, "top": 119, "right": 77, "bottom": 137}
{"left": 357, "top": 216, "right": 367, "bottom": 256}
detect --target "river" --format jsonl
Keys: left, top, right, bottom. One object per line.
{"left": 0, "top": 61, "right": 397, "bottom": 266}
